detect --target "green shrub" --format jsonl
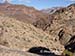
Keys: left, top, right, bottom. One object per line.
{"left": 63, "top": 50, "right": 73, "bottom": 56}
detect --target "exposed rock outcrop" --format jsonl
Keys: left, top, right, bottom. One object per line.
{"left": 33, "top": 3, "right": 75, "bottom": 54}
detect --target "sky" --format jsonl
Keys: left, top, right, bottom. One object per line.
{"left": 0, "top": 0, "right": 75, "bottom": 10}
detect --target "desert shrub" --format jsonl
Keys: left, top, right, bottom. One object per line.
{"left": 0, "top": 41, "right": 9, "bottom": 47}
{"left": 63, "top": 50, "right": 73, "bottom": 56}
{"left": 40, "top": 40, "right": 43, "bottom": 42}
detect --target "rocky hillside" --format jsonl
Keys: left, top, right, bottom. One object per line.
{"left": 0, "top": 2, "right": 51, "bottom": 34}
{"left": 34, "top": 3, "right": 75, "bottom": 55}
{"left": 0, "top": 15, "right": 64, "bottom": 56}
{"left": 0, "top": 1, "right": 75, "bottom": 56}
{"left": 34, "top": 3, "right": 75, "bottom": 42}
{"left": 49, "top": 4, "right": 75, "bottom": 45}
{"left": 0, "top": 2, "right": 48, "bottom": 24}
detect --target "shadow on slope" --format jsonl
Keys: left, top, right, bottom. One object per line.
{"left": 65, "top": 35, "right": 75, "bottom": 53}
{"left": 28, "top": 46, "right": 58, "bottom": 56}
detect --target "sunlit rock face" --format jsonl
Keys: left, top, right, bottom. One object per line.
{"left": 34, "top": 4, "right": 75, "bottom": 54}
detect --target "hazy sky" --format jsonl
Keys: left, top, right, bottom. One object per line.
{"left": 0, "top": 0, "right": 75, "bottom": 10}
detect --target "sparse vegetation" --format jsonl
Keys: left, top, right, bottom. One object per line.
{"left": 0, "top": 15, "right": 64, "bottom": 56}
{"left": 62, "top": 50, "right": 73, "bottom": 56}
{"left": 0, "top": 1, "right": 75, "bottom": 56}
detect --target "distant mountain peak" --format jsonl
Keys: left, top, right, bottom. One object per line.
{"left": 4, "top": 0, "right": 9, "bottom": 4}
{"left": 0, "top": 0, "right": 10, "bottom": 5}
{"left": 3, "top": 0, "right": 10, "bottom": 5}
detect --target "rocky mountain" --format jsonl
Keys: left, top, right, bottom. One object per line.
{"left": 49, "top": 3, "right": 75, "bottom": 45}
{"left": 34, "top": 3, "right": 75, "bottom": 55}
{"left": 41, "top": 7, "right": 63, "bottom": 14}
{"left": 0, "top": 2, "right": 48, "bottom": 24}
{"left": 0, "top": 2, "right": 64, "bottom": 56}
{"left": 0, "top": 2, "right": 52, "bottom": 33}
{"left": 0, "top": 1, "right": 75, "bottom": 56}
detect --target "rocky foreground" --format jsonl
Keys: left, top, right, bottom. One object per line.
{"left": 0, "top": 45, "right": 39, "bottom": 56}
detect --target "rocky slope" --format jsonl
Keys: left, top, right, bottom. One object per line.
{"left": 0, "top": 1, "right": 75, "bottom": 56}
{"left": 0, "top": 2, "right": 48, "bottom": 24}
{"left": 34, "top": 3, "right": 75, "bottom": 45}
{"left": 32, "top": 4, "right": 75, "bottom": 55}
{"left": 0, "top": 15, "right": 64, "bottom": 55}
{"left": 49, "top": 4, "right": 75, "bottom": 45}
{"left": 0, "top": 45, "right": 39, "bottom": 56}
{"left": 0, "top": 2, "right": 51, "bottom": 33}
